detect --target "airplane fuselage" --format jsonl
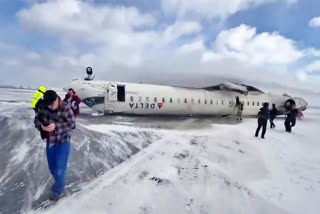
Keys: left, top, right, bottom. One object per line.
{"left": 67, "top": 78, "right": 307, "bottom": 117}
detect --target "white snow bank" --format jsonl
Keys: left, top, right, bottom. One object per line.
{"left": 28, "top": 108, "right": 320, "bottom": 214}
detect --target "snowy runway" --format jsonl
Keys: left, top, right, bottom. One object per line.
{"left": 31, "top": 111, "right": 320, "bottom": 214}
{"left": 0, "top": 88, "right": 319, "bottom": 214}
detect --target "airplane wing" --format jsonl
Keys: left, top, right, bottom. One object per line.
{"left": 221, "top": 82, "right": 248, "bottom": 93}
{"left": 203, "top": 82, "right": 263, "bottom": 95}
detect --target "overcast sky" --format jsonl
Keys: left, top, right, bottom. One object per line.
{"left": 0, "top": 0, "right": 319, "bottom": 94}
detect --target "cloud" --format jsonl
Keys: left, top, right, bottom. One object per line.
{"left": 202, "top": 24, "right": 303, "bottom": 65}
{"left": 178, "top": 39, "right": 205, "bottom": 54}
{"left": 161, "top": 21, "right": 202, "bottom": 43}
{"left": 17, "top": 0, "right": 201, "bottom": 46}
{"left": 302, "top": 60, "right": 320, "bottom": 75}
{"left": 0, "top": 42, "right": 84, "bottom": 87}
{"left": 161, "top": 0, "right": 298, "bottom": 20}
{"left": 17, "top": 0, "right": 203, "bottom": 66}
{"left": 304, "top": 48, "right": 320, "bottom": 57}
{"left": 309, "top": 16, "right": 320, "bottom": 28}
{"left": 2, "top": 0, "right": 317, "bottom": 95}
{"left": 0, "top": 35, "right": 318, "bottom": 94}
{"left": 296, "top": 60, "right": 320, "bottom": 90}
{"left": 17, "top": 0, "right": 156, "bottom": 44}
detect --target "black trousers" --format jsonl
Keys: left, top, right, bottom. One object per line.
{"left": 270, "top": 117, "right": 276, "bottom": 128}
{"left": 291, "top": 117, "right": 296, "bottom": 127}
{"left": 284, "top": 117, "right": 291, "bottom": 132}
{"left": 285, "top": 117, "right": 296, "bottom": 132}
{"left": 255, "top": 118, "right": 267, "bottom": 138}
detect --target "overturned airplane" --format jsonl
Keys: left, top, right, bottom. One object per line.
{"left": 65, "top": 68, "right": 308, "bottom": 116}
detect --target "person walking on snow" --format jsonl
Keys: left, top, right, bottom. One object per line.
{"left": 34, "top": 90, "right": 75, "bottom": 201}
{"left": 269, "top": 104, "right": 278, "bottom": 128}
{"left": 63, "top": 88, "right": 81, "bottom": 117}
{"left": 255, "top": 102, "right": 270, "bottom": 139}
{"left": 284, "top": 105, "right": 298, "bottom": 133}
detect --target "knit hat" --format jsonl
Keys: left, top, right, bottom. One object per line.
{"left": 43, "top": 90, "right": 58, "bottom": 107}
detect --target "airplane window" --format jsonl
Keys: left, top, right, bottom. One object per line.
{"left": 252, "top": 101, "right": 255, "bottom": 106}
{"left": 210, "top": 100, "right": 213, "bottom": 104}
{"left": 198, "top": 99, "right": 201, "bottom": 104}
{"left": 221, "top": 100, "right": 224, "bottom": 105}
{"left": 177, "top": 98, "right": 180, "bottom": 104}
{"left": 170, "top": 98, "right": 173, "bottom": 103}
{"left": 130, "top": 96, "right": 134, "bottom": 102}
{"left": 154, "top": 97, "right": 157, "bottom": 102}
{"left": 247, "top": 101, "right": 250, "bottom": 106}
{"left": 229, "top": 101, "right": 232, "bottom": 106}
{"left": 257, "top": 102, "right": 259, "bottom": 106}
{"left": 191, "top": 99, "right": 194, "bottom": 104}
{"left": 184, "top": 98, "right": 187, "bottom": 103}
{"left": 82, "top": 97, "right": 104, "bottom": 107}
{"left": 146, "top": 97, "right": 149, "bottom": 102}
{"left": 205, "top": 99, "right": 207, "bottom": 104}
{"left": 216, "top": 100, "right": 219, "bottom": 105}
{"left": 139, "top": 96, "right": 142, "bottom": 102}
{"left": 162, "top": 97, "right": 165, "bottom": 103}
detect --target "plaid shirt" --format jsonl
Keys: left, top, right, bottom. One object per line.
{"left": 34, "top": 100, "right": 76, "bottom": 145}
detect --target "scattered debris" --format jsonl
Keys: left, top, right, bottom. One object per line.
{"left": 174, "top": 150, "right": 189, "bottom": 159}
{"left": 149, "top": 177, "right": 169, "bottom": 185}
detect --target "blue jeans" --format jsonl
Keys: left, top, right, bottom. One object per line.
{"left": 46, "top": 142, "right": 70, "bottom": 195}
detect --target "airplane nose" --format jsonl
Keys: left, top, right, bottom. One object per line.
{"left": 303, "top": 99, "right": 308, "bottom": 109}
{"left": 300, "top": 98, "right": 308, "bottom": 110}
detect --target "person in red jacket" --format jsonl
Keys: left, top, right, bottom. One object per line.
{"left": 63, "top": 88, "right": 81, "bottom": 117}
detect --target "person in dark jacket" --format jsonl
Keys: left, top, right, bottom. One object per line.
{"left": 63, "top": 88, "right": 81, "bottom": 117}
{"left": 284, "top": 102, "right": 291, "bottom": 132}
{"left": 269, "top": 104, "right": 278, "bottom": 128}
{"left": 34, "top": 90, "right": 75, "bottom": 201}
{"left": 284, "top": 105, "right": 297, "bottom": 133}
{"left": 255, "top": 102, "right": 270, "bottom": 139}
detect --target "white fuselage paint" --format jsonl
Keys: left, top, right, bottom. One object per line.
{"left": 67, "top": 79, "right": 307, "bottom": 116}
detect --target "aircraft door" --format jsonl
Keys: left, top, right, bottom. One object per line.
{"left": 229, "top": 96, "right": 238, "bottom": 108}
{"left": 109, "top": 84, "right": 118, "bottom": 101}
{"left": 235, "top": 96, "right": 240, "bottom": 105}
{"left": 117, "top": 85, "right": 125, "bottom": 102}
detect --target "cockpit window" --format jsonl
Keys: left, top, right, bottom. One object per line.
{"left": 82, "top": 97, "right": 104, "bottom": 107}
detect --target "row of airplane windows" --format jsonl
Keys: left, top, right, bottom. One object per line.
{"left": 129, "top": 96, "right": 266, "bottom": 107}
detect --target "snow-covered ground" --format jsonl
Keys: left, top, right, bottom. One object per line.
{"left": 0, "top": 88, "right": 319, "bottom": 214}
{"left": 33, "top": 110, "right": 320, "bottom": 214}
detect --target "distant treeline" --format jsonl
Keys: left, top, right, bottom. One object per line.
{"left": 0, "top": 85, "right": 35, "bottom": 90}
